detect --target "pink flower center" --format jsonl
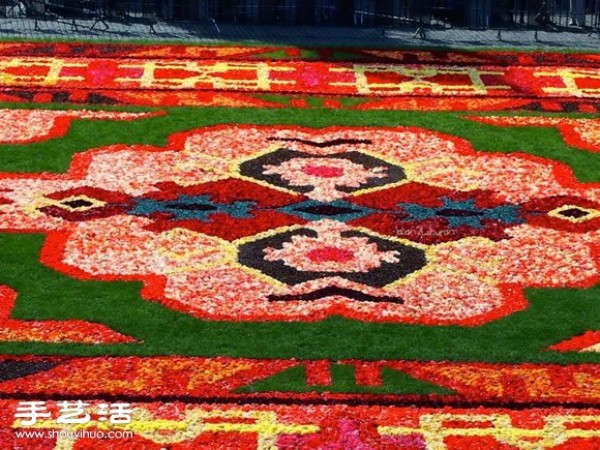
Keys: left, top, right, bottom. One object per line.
{"left": 303, "top": 164, "right": 344, "bottom": 178}
{"left": 307, "top": 246, "right": 355, "bottom": 263}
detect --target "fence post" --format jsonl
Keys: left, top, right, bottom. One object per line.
{"left": 469, "top": 0, "right": 491, "bottom": 28}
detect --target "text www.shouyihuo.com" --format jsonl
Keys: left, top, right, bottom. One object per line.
{"left": 14, "top": 429, "right": 134, "bottom": 440}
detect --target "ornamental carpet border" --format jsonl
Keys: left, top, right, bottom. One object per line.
{"left": 0, "top": 43, "right": 599, "bottom": 111}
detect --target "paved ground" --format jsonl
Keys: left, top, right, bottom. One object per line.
{"left": 0, "top": 15, "right": 599, "bottom": 50}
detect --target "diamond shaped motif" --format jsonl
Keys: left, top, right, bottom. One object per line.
{"left": 548, "top": 205, "right": 600, "bottom": 223}
{"left": 279, "top": 200, "right": 375, "bottom": 222}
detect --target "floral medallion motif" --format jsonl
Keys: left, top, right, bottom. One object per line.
{"left": 0, "top": 125, "right": 598, "bottom": 324}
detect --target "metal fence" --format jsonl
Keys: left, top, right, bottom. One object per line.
{"left": 0, "top": 0, "right": 158, "bottom": 32}
{"left": 204, "top": 0, "right": 600, "bottom": 29}
{"left": 1, "top": 0, "right": 599, "bottom": 35}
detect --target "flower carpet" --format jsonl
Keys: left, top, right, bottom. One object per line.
{"left": 0, "top": 42, "right": 598, "bottom": 449}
